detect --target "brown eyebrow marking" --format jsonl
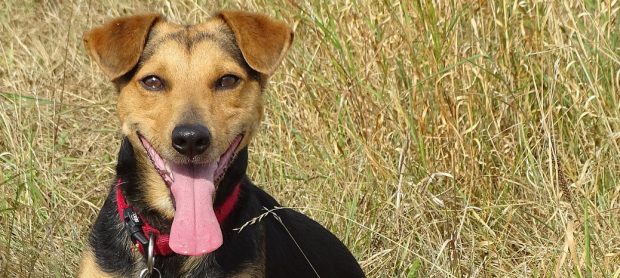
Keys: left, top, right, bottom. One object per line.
{"left": 140, "top": 29, "right": 218, "bottom": 63}
{"left": 140, "top": 29, "right": 188, "bottom": 63}
{"left": 191, "top": 31, "right": 217, "bottom": 47}
{"left": 140, "top": 28, "right": 240, "bottom": 63}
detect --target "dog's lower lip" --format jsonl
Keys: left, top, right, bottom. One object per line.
{"left": 213, "top": 134, "right": 244, "bottom": 185}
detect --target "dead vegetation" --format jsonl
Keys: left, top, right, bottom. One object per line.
{"left": 1, "top": 0, "right": 619, "bottom": 276}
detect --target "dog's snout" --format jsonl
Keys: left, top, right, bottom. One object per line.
{"left": 171, "top": 124, "right": 211, "bottom": 157}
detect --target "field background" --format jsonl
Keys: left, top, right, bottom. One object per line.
{"left": 1, "top": 0, "right": 619, "bottom": 277}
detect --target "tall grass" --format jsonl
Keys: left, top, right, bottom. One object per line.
{"left": 1, "top": 0, "right": 618, "bottom": 276}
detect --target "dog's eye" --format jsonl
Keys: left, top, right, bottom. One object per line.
{"left": 215, "top": 75, "right": 240, "bottom": 90}
{"left": 140, "top": 75, "right": 165, "bottom": 91}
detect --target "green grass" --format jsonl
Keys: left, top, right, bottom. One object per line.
{"left": 1, "top": 0, "right": 619, "bottom": 276}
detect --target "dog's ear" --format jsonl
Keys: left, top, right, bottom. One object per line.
{"left": 217, "top": 11, "right": 293, "bottom": 76}
{"left": 84, "top": 14, "right": 161, "bottom": 80}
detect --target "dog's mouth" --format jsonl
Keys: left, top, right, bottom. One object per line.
{"left": 138, "top": 134, "right": 243, "bottom": 188}
{"left": 138, "top": 133, "right": 243, "bottom": 256}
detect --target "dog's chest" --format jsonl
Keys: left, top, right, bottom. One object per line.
{"left": 138, "top": 255, "right": 263, "bottom": 277}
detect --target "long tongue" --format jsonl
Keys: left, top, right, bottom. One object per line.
{"left": 168, "top": 162, "right": 222, "bottom": 256}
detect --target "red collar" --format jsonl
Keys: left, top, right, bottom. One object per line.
{"left": 115, "top": 179, "right": 241, "bottom": 256}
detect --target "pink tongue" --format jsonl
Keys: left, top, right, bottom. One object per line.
{"left": 168, "top": 163, "right": 222, "bottom": 256}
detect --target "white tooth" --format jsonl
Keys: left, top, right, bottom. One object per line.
{"left": 165, "top": 161, "right": 171, "bottom": 173}
{"left": 165, "top": 162, "right": 174, "bottom": 181}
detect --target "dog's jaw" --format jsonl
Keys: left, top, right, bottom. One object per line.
{"left": 138, "top": 134, "right": 244, "bottom": 188}
{"left": 136, "top": 133, "right": 244, "bottom": 255}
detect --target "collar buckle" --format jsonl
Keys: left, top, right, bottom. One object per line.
{"left": 123, "top": 207, "right": 149, "bottom": 246}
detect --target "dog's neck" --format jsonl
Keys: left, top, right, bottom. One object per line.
{"left": 114, "top": 137, "right": 249, "bottom": 231}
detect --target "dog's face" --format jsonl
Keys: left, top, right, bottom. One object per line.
{"left": 84, "top": 12, "right": 292, "bottom": 255}
{"left": 118, "top": 20, "right": 262, "bottom": 166}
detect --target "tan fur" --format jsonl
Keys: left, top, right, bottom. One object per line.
{"left": 181, "top": 247, "right": 265, "bottom": 277}
{"left": 230, "top": 263, "right": 265, "bottom": 278}
{"left": 82, "top": 11, "right": 293, "bottom": 275}
{"left": 180, "top": 258, "right": 265, "bottom": 277}
{"left": 78, "top": 249, "right": 114, "bottom": 278}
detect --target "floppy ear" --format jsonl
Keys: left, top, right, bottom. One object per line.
{"left": 83, "top": 14, "right": 161, "bottom": 80}
{"left": 217, "top": 11, "right": 293, "bottom": 76}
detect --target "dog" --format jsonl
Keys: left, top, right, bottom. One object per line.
{"left": 78, "top": 11, "right": 365, "bottom": 278}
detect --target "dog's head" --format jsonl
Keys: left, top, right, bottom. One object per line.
{"left": 84, "top": 11, "right": 292, "bottom": 256}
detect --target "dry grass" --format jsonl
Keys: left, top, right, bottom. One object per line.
{"left": 1, "top": 0, "right": 619, "bottom": 277}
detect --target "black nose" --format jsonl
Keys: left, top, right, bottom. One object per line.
{"left": 171, "top": 124, "right": 211, "bottom": 157}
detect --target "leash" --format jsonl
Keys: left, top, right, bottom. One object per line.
{"left": 115, "top": 179, "right": 241, "bottom": 276}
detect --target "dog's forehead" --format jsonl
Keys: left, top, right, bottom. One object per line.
{"left": 140, "top": 18, "right": 243, "bottom": 66}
